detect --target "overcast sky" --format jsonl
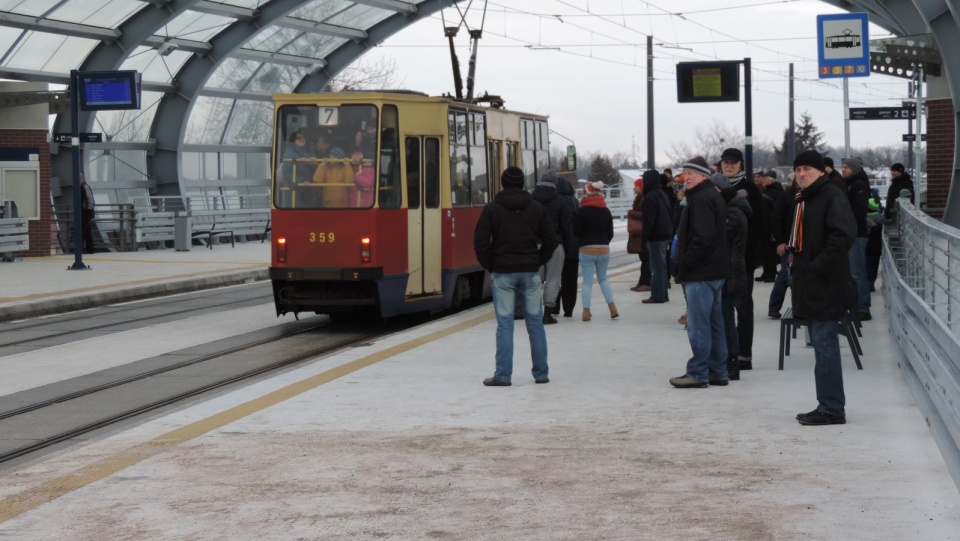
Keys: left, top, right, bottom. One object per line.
{"left": 361, "top": 0, "right": 920, "bottom": 167}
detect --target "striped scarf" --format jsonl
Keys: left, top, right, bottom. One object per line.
{"left": 787, "top": 190, "right": 804, "bottom": 253}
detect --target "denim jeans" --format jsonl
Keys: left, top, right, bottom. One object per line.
{"left": 809, "top": 319, "right": 846, "bottom": 416}
{"left": 579, "top": 252, "right": 615, "bottom": 309}
{"left": 648, "top": 240, "right": 669, "bottom": 302}
{"left": 721, "top": 292, "right": 739, "bottom": 360}
{"left": 848, "top": 236, "right": 871, "bottom": 313}
{"left": 492, "top": 272, "right": 549, "bottom": 383}
{"left": 768, "top": 253, "right": 790, "bottom": 312}
{"left": 683, "top": 280, "right": 728, "bottom": 382}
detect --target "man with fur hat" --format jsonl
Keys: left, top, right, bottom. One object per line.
{"left": 474, "top": 166, "right": 558, "bottom": 386}
{"left": 789, "top": 150, "right": 856, "bottom": 425}
{"left": 641, "top": 169, "right": 674, "bottom": 303}
{"left": 669, "top": 157, "right": 729, "bottom": 388}
{"left": 532, "top": 168, "right": 575, "bottom": 324}
{"left": 840, "top": 156, "right": 872, "bottom": 320}
{"left": 719, "top": 147, "right": 763, "bottom": 370}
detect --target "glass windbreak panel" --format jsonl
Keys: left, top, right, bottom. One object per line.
{"left": 49, "top": 0, "right": 143, "bottom": 28}
{"left": 92, "top": 91, "right": 163, "bottom": 142}
{"left": 86, "top": 149, "right": 148, "bottom": 183}
{"left": 425, "top": 138, "right": 440, "bottom": 209}
{"left": 273, "top": 103, "right": 380, "bottom": 209}
{"left": 405, "top": 137, "right": 420, "bottom": 210}
{"left": 222, "top": 153, "right": 242, "bottom": 180}
{"left": 184, "top": 96, "right": 234, "bottom": 145}
{"left": 223, "top": 100, "right": 274, "bottom": 145}
{"left": 204, "top": 152, "right": 219, "bottom": 180}
{"left": 182, "top": 152, "right": 201, "bottom": 182}
{"left": 246, "top": 153, "right": 270, "bottom": 180}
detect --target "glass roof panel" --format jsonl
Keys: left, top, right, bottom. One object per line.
{"left": 326, "top": 4, "right": 392, "bottom": 28}
{"left": 281, "top": 33, "right": 346, "bottom": 59}
{"left": 203, "top": 0, "right": 264, "bottom": 9}
{"left": 161, "top": 11, "right": 234, "bottom": 43}
{"left": 244, "top": 63, "right": 308, "bottom": 93}
{"left": 0, "top": 0, "right": 63, "bottom": 17}
{"left": 206, "top": 58, "right": 261, "bottom": 90}
{"left": 185, "top": 96, "right": 235, "bottom": 144}
{"left": 92, "top": 91, "right": 164, "bottom": 142}
{"left": 245, "top": 26, "right": 302, "bottom": 52}
{"left": 1, "top": 32, "right": 98, "bottom": 72}
{"left": 120, "top": 47, "right": 192, "bottom": 84}
{"left": 290, "top": 0, "right": 354, "bottom": 22}
{"left": 223, "top": 99, "right": 274, "bottom": 145}
{"left": 0, "top": 26, "right": 23, "bottom": 59}
{"left": 47, "top": 0, "right": 143, "bottom": 28}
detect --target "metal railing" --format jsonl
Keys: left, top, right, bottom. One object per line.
{"left": 54, "top": 204, "right": 138, "bottom": 253}
{"left": 132, "top": 195, "right": 270, "bottom": 214}
{"left": 884, "top": 200, "right": 960, "bottom": 490}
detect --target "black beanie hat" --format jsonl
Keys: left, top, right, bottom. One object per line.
{"left": 891, "top": 163, "right": 906, "bottom": 173}
{"left": 793, "top": 150, "right": 825, "bottom": 172}
{"left": 642, "top": 169, "right": 660, "bottom": 190}
{"left": 721, "top": 148, "right": 744, "bottom": 163}
{"left": 501, "top": 166, "right": 525, "bottom": 188}
{"left": 823, "top": 157, "right": 835, "bottom": 169}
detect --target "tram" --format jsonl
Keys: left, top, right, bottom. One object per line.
{"left": 269, "top": 91, "right": 554, "bottom": 319}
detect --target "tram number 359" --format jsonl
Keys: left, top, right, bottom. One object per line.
{"left": 309, "top": 232, "right": 336, "bottom": 243}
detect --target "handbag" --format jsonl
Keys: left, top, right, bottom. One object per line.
{"left": 627, "top": 215, "right": 643, "bottom": 236}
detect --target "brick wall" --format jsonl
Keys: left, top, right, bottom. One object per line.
{"left": 1, "top": 130, "right": 51, "bottom": 257}
{"left": 925, "top": 98, "right": 956, "bottom": 220}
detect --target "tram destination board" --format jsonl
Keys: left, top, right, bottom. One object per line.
{"left": 849, "top": 107, "right": 916, "bottom": 120}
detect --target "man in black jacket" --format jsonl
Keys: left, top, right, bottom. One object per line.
{"left": 757, "top": 171, "right": 784, "bottom": 282}
{"left": 886, "top": 163, "right": 915, "bottom": 220}
{"left": 669, "top": 156, "right": 729, "bottom": 389}
{"left": 789, "top": 150, "right": 856, "bottom": 426}
{"left": 841, "top": 157, "right": 872, "bottom": 320}
{"left": 823, "top": 157, "right": 845, "bottom": 190}
{"left": 719, "top": 148, "right": 762, "bottom": 370}
{"left": 474, "top": 166, "right": 558, "bottom": 387}
{"left": 641, "top": 169, "right": 674, "bottom": 304}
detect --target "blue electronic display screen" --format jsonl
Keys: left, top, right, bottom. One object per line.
{"left": 77, "top": 71, "right": 141, "bottom": 111}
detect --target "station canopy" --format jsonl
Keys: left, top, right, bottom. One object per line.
{"left": 0, "top": 0, "right": 455, "bottom": 205}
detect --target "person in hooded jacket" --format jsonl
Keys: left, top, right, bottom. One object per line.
{"left": 553, "top": 176, "right": 581, "bottom": 317}
{"left": 576, "top": 180, "right": 617, "bottom": 321}
{"left": 885, "top": 163, "right": 915, "bottom": 220}
{"left": 641, "top": 169, "right": 674, "bottom": 304}
{"left": 474, "top": 166, "right": 558, "bottom": 386}
{"left": 841, "top": 156, "right": 872, "bottom": 320}
{"left": 710, "top": 173, "right": 750, "bottom": 381}
{"left": 768, "top": 173, "right": 797, "bottom": 318}
{"left": 626, "top": 177, "right": 651, "bottom": 292}
{"left": 532, "top": 168, "right": 575, "bottom": 324}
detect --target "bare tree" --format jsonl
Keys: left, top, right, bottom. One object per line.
{"left": 665, "top": 119, "right": 744, "bottom": 165}
{"left": 325, "top": 56, "right": 399, "bottom": 92}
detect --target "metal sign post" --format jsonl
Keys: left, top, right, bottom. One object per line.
{"left": 817, "top": 12, "right": 870, "bottom": 161}
{"left": 69, "top": 70, "right": 86, "bottom": 270}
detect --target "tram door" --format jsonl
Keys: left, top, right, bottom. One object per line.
{"left": 404, "top": 136, "right": 442, "bottom": 296}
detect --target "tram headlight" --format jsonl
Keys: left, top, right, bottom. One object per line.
{"left": 276, "top": 237, "right": 287, "bottom": 263}
{"left": 360, "top": 237, "right": 371, "bottom": 264}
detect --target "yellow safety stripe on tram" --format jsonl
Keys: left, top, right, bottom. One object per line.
{"left": 0, "top": 311, "right": 493, "bottom": 524}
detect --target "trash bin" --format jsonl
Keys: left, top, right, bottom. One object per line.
{"left": 174, "top": 211, "right": 192, "bottom": 251}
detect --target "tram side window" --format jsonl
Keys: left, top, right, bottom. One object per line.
{"left": 405, "top": 137, "right": 421, "bottom": 209}
{"left": 379, "top": 105, "right": 402, "bottom": 208}
{"left": 519, "top": 119, "right": 550, "bottom": 190}
{"left": 449, "top": 110, "right": 470, "bottom": 207}
{"left": 425, "top": 137, "right": 441, "bottom": 208}
{"left": 470, "top": 112, "right": 489, "bottom": 205}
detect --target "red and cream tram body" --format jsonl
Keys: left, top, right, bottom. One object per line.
{"left": 269, "top": 91, "right": 552, "bottom": 319}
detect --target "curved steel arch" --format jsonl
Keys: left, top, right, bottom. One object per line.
{"left": 823, "top": 0, "right": 960, "bottom": 226}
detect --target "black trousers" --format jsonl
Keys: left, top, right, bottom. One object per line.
{"left": 81, "top": 208, "right": 96, "bottom": 254}
{"left": 735, "top": 272, "right": 755, "bottom": 357}
{"left": 637, "top": 251, "right": 651, "bottom": 285}
{"left": 555, "top": 257, "right": 580, "bottom": 316}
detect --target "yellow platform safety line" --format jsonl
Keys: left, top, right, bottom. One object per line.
{"left": 0, "top": 311, "right": 493, "bottom": 524}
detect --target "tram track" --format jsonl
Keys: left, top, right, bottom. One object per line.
{"left": 0, "top": 321, "right": 398, "bottom": 465}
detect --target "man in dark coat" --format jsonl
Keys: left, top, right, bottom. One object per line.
{"left": 475, "top": 166, "right": 557, "bottom": 387}
{"left": 841, "top": 157, "right": 872, "bottom": 320}
{"left": 553, "top": 176, "right": 580, "bottom": 317}
{"left": 710, "top": 173, "right": 750, "bottom": 381}
{"left": 79, "top": 174, "right": 96, "bottom": 254}
{"left": 768, "top": 174, "right": 797, "bottom": 318}
{"left": 641, "top": 169, "right": 674, "bottom": 304}
{"left": 669, "top": 156, "right": 729, "bottom": 389}
{"left": 823, "top": 157, "right": 845, "bottom": 190}
{"left": 531, "top": 168, "right": 575, "bottom": 324}
{"left": 885, "top": 163, "right": 915, "bottom": 220}
{"left": 789, "top": 150, "right": 856, "bottom": 426}
{"left": 757, "top": 171, "right": 784, "bottom": 282}
{"left": 719, "top": 147, "right": 762, "bottom": 370}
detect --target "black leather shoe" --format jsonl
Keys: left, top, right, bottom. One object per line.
{"left": 738, "top": 356, "right": 753, "bottom": 370}
{"left": 543, "top": 312, "right": 558, "bottom": 324}
{"left": 796, "top": 408, "right": 819, "bottom": 420}
{"left": 859, "top": 312, "right": 872, "bottom": 321}
{"left": 483, "top": 377, "right": 511, "bottom": 387}
{"left": 535, "top": 378, "right": 549, "bottom": 384}
{"left": 708, "top": 379, "right": 729, "bottom": 386}
{"left": 798, "top": 410, "right": 846, "bottom": 425}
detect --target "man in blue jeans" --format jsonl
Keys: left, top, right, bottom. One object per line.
{"left": 474, "top": 166, "right": 558, "bottom": 386}
{"left": 789, "top": 150, "right": 857, "bottom": 425}
{"left": 669, "top": 156, "right": 730, "bottom": 388}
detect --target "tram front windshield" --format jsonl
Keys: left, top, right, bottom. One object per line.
{"left": 274, "top": 104, "right": 379, "bottom": 209}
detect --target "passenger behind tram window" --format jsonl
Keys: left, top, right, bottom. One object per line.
{"left": 351, "top": 150, "right": 375, "bottom": 208}
{"left": 281, "top": 131, "right": 313, "bottom": 184}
